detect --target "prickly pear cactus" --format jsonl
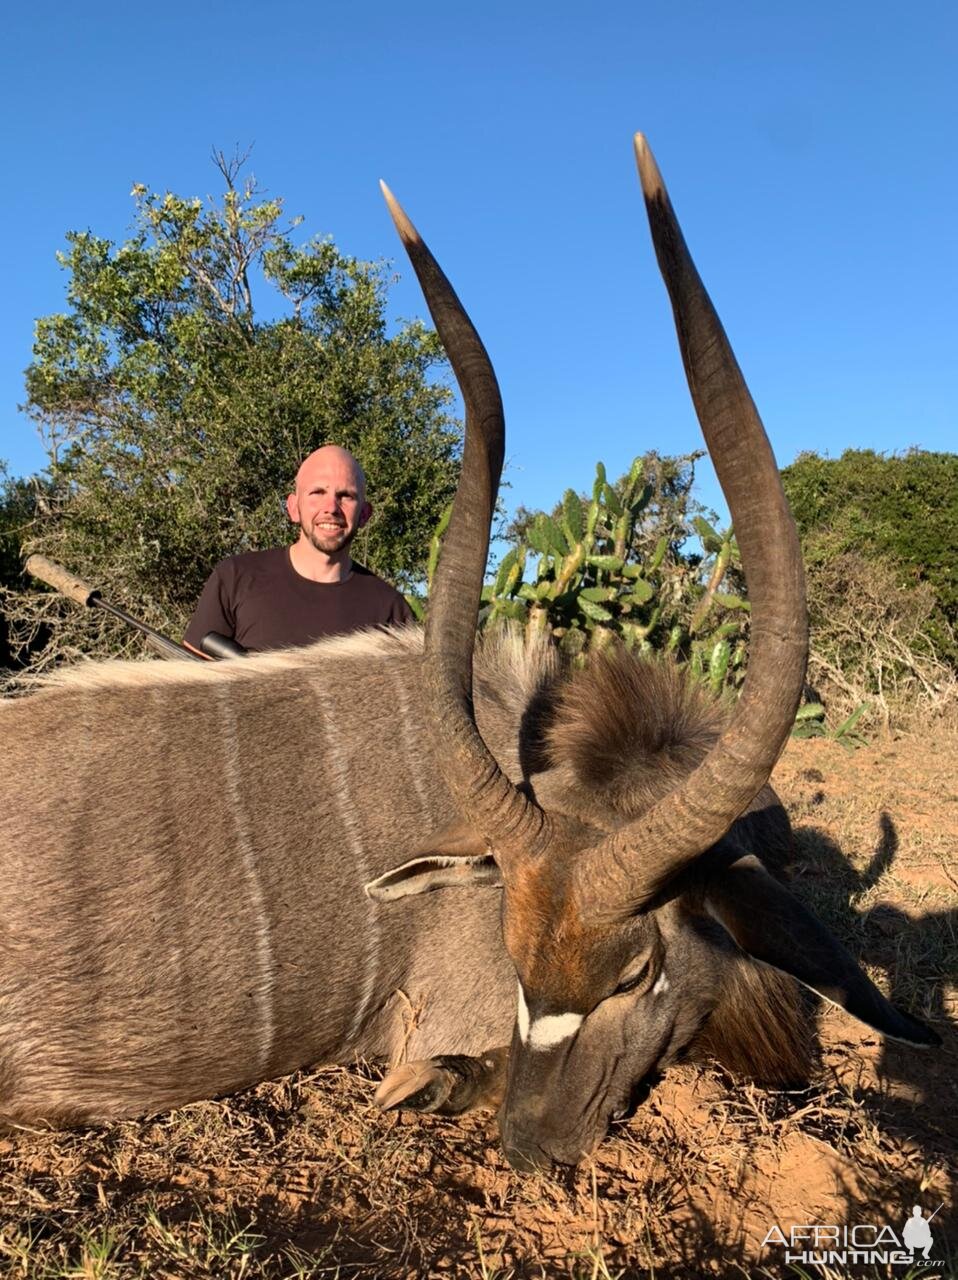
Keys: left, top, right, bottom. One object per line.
{"left": 473, "top": 457, "right": 750, "bottom": 693}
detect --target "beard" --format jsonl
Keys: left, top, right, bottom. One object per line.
{"left": 305, "top": 519, "right": 356, "bottom": 556}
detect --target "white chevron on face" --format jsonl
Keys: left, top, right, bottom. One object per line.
{"left": 529, "top": 1012, "right": 584, "bottom": 1050}
{"left": 517, "top": 983, "right": 583, "bottom": 1050}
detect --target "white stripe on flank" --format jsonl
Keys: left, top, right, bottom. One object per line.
{"left": 216, "top": 686, "right": 275, "bottom": 1072}
{"left": 385, "top": 668, "right": 431, "bottom": 811}
{"left": 528, "top": 1011, "right": 584, "bottom": 1051}
{"left": 311, "top": 685, "right": 381, "bottom": 1042}
{"left": 517, "top": 982, "right": 530, "bottom": 1043}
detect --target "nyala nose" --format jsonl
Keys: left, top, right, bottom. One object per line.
{"left": 502, "top": 1138, "right": 552, "bottom": 1174}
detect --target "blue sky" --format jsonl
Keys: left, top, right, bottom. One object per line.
{"left": 3, "top": 1, "right": 955, "bottom": 528}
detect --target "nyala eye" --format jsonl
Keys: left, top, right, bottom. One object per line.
{"left": 615, "top": 957, "right": 653, "bottom": 995}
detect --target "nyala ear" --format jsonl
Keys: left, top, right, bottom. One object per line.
{"left": 364, "top": 822, "right": 503, "bottom": 901}
{"left": 705, "top": 856, "right": 941, "bottom": 1048}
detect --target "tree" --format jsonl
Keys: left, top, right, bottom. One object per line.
{"left": 7, "top": 151, "right": 460, "bottom": 671}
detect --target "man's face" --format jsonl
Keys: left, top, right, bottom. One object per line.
{"left": 286, "top": 452, "right": 372, "bottom": 556}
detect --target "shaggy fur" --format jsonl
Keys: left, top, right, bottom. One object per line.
{"left": 693, "top": 949, "right": 812, "bottom": 1085}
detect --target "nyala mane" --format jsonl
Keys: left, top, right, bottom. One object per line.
{"left": 544, "top": 646, "right": 726, "bottom": 818}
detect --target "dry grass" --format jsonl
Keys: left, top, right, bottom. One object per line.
{"left": 0, "top": 731, "right": 955, "bottom": 1279}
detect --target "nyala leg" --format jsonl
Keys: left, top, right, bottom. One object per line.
{"left": 375, "top": 1047, "right": 509, "bottom": 1115}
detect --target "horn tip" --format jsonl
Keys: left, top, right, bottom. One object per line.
{"left": 379, "top": 179, "right": 419, "bottom": 245}
{"left": 633, "top": 132, "right": 665, "bottom": 200}
{"left": 379, "top": 178, "right": 399, "bottom": 215}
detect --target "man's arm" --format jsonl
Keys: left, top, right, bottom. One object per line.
{"left": 390, "top": 592, "right": 415, "bottom": 627}
{"left": 183, "top": 562, "right": 236, "bottom": 657}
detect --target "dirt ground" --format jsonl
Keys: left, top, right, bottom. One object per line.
{"left": 0, "top": 732, "right": 955, "bottom": 1279}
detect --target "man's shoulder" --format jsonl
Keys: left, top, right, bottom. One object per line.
{"left": 349, "top": 563, "right": 405, "bottom": 599}
{"left": 347, "top": 563, "right": 414, "bottom": 623}
{"left": 211, "top": 547, "right": 289, "bottom": 581}
{"left": 350, "top": 560, "right": 412, "bottom": 604}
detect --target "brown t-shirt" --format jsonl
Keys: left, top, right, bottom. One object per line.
{"left": 184, "top": 547, "right": 413, "bottom": 654}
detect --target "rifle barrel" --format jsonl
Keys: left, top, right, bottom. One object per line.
{"left": 24, "top": 555, "right": 205, "bottom": 663}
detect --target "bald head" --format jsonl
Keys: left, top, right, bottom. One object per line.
{"left": 286, "top": 445, "right": 372, "bottom": 566}
{"left": 294, "top": 445, "right": 367, "bottom": 500}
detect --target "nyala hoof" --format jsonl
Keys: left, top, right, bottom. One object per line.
{"left": 374, "top": 1051, "right": 506, "bottom": 1116}
{"left": 375, "top": 1060, "right": 458, "bottom": 1113}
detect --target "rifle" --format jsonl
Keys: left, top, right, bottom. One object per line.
{"left": 23, "top": 555, "right": 246, "bottom": 662}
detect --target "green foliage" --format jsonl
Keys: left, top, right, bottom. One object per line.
{"left": 9, "top": 151, "right": 460, "bottom": 670}
{"left": 507, "top": 451, "right": 704, "bottom": 566}
{"left": 782, "top": 449, "right": 958, "bottom": 663}
{"left": 792, "top": 701, "right": 870, "bottom": 750}
{"left": 481, "top": 454, "right": 749, "bottom": 692}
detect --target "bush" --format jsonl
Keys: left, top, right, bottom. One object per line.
{"left": 803, "top": 550, "right": 956, "bottom": 729}
{"left": 0, "top": 466, "right": 44, "bottom": 672}
{"left": 782, "top": 449, "right": 958, "bottom": 666}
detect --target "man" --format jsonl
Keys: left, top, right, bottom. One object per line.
{"left": 184, "top": 445, "right": 413, "bottom": 655}
{"left": 903, "top": 1206, "right": 934, "bottom": 1261}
